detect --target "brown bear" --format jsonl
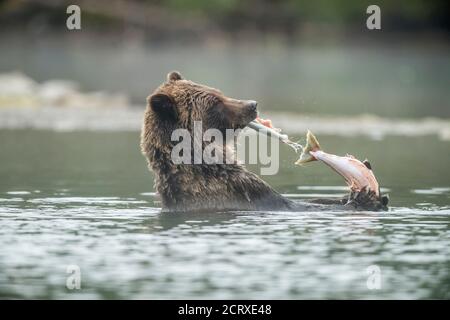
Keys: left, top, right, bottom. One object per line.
{"left": 140, "top": 71, "right": 386, "bottom": 212}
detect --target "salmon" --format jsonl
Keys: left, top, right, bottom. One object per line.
{"left": 295, "top": 130, "right": 381, "bottom": 197}
{"left": 249, "top": 119, "right": 388, "bottom": 209}
{"left": 255, "top": 117, "right": 274, "bottom": 129}
{"left": 248, "top": 118, "right": 303, "bottom": 152}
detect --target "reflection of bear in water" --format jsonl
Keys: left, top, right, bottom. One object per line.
{"left": 140, "top": 72, "right": 384, "bottom": 212}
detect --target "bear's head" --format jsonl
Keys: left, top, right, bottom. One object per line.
{"left": 146, "top": 71, "right": 258, "bottom": 135}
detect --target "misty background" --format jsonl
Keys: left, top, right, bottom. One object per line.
{"left": 0, "top": 0, "right": 449, "bottom": 118}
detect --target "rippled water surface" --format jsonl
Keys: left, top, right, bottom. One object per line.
{"left": 0, "top": 130, "right": 449, "bottom": 299}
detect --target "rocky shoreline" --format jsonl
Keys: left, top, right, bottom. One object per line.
{"left": 1, "top": 105, "right": 449, "bottom": 141}
{"left": 1, "top": 72, "right": 449, "bottom": 140}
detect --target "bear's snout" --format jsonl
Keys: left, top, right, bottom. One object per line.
{"left": 245, "top": 100, "right": 258, "bottom": 112}
{"left": 243, "top": 100, "right": 258, "bottom": 120}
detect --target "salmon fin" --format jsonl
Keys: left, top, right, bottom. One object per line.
{"left": 295, "top": 130, "right": 321, "bottom": 165}
{"left": 363, "top": 159, "right": 372, "bottom": 170}
{"left": 348, "top": 180, "right": 358, "bottom": 191}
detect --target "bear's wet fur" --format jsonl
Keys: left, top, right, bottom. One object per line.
{"left": 141, "top": 71, "right": 387, "bottom": 212}
{"left": 140, "top": 71, "right": 297, "bottom": 212}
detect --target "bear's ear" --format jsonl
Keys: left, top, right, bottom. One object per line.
{"left": 148, "top": 93, "right": 177, "bottom": 120}
{"left": 167, "top": 71, "right": 183, "bottom": 82}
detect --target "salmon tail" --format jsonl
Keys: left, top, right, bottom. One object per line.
{"left": 295, "top": 130, "right": 321, "bottom": 165}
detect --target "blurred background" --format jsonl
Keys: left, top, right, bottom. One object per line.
{"left": 0, "top": 0, "right": 449, "bottom": 118}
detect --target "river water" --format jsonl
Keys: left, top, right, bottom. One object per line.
{"left": 0, "top": 130, "right": 448, "bottom": 299}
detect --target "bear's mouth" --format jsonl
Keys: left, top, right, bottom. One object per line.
{"left": 229, "top": 110, "right": 257, "bottom": 130}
